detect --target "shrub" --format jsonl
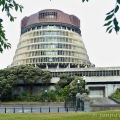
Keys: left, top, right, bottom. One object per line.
{"left": 109, "top": 88, "right": 120, "bottom": 101}
{"left": 22, "top": 92, "right": 29, "bottom": 96}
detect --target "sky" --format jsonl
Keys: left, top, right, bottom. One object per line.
{"left": 0, "top": 0, "right": 120, "bottom": 69}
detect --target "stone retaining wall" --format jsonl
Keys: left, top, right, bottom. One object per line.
{"left": 90, "top": 104, "right": 120, "bottom": 112}
{"left": 0, "top": 102, "right": 64, "bottom": 107}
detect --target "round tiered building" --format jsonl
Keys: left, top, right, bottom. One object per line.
{"left": 12, "top": 9, "right": 92, "bottom": 69}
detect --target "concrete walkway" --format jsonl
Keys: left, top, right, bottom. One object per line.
{"left": 90, "top": 97, "right": 117, "bottom": 105}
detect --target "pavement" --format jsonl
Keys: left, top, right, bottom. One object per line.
{"left": 0, "top": 106, "right": 67, "bottom": 113}
{"left": 0, "top": 97, "right": 118, "bottom": 113}
{"left": 90, "top": 97, "right": 118, "bottom": 105}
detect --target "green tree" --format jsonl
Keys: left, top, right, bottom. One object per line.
{"left": 56, "top": 75, "right": 89, "bottom": 97}
{"left": 58, "top": 85, "right": 70, "bottom": 98}
{"left": 69, "top": 76, "right": 86, "bottom": 96}
{"left": 16, "top": 65, "right": 42, "bottom": 94}
{"left": 0, "top": 0, "right": 23, "bottom": 53}
{"left": 41, "top": 70, "right": 52, "bottom": 85}
{"left": 56, "top": 74, "right": 75, "bottom": 89}
{"left": 0, "top": 67, "right": 19, "bottom": 95}
{"left": 82, "top": 0, "right": 120, "bottom": 33}
{"left": 69, "top": 76, "right": 90, "bottom": 95}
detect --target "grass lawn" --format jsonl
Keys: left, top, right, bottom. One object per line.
{"left": 0, "top": 110, "right": 120, "bottom": 120}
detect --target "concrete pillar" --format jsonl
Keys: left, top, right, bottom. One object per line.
{"left": 84, "top": 99, "right": 90, "bottom": 112}
{"left": 76, "top": 93, "right": 82, "bottom": 111}
{"left": 57, "top": 63, "right": 59, "bottom": 69}
{"left": 68, "top": 63, "right": 70, "bottom": 68}
{"left": 81, "top": 93, "right": 90, "bottom": 112}
{"left": 46, "top": 64, "right": 48, "bottom": 69}
{"left": 105, "top": 86, "right": 108, "bottom": 97}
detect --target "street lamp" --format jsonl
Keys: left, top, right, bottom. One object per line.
{"left": 45, "top": 89, "right": 48, "bottom": 99}
{"left": 77, "top": 80, "right": 80, "bottom": 93}
{"left": 45, "top": 90, "right": 48, "bottom": 104}
{"left": 45, "top": 90, "right": 47, "bottom": 93}
{"left": 83, "top": 76, "right": 86, "bottom": 93}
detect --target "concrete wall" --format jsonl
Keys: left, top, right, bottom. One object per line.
{"left": 13, "top": 75, "right": 120, "bottom": 96}
{"left": 86, "top": 76, "right": 120, "bottom": 82}
{"left": 50, "top": 76, "right": 120, "bottom": 97}
{"left": 86, "top": 84, "right": 120, "bottom": 97}
{"left": 12, "top": 85, "right": 55, "bottom": 96}
{"left": 90, "top": 104, "right": 120, "bottom": 112}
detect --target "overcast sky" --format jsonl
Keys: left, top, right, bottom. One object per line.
{"left": 0, "top": 0, "right": 120, "bottom": 69}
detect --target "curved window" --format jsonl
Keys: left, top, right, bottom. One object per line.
{"left": 25, "top": 57, "right": 85, "bottom": 63}
{"left": 26, "top": 50, "right": 86, "bottom": 58}
{"left": 39, "top": 12, "right": 57, "bottom": 19}
{"left": 32, "top": 37, "right": 68, "bottom": 43}
{"left": 28, "top": 43, "right": 72, "bottom": 49}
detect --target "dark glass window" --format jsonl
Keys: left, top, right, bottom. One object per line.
{"left": 55, "top": 25, "right": 60, "bottom": 29}
{"left": 43, "top": 25, "right": 48, "bottom": 29}
{"left": 32, "top": 27, "right": 35, "bottom": 30}
{"left": 39, "top": 12, "right": 57, "bottom": 19}
{"left": 62, "top": 26, "right": 66, "bottom": 29}
{"left": 37, "top": 26, "right": 41, "bottom": 29}
{"left": 67, "top": 27, "right": 70, "bottom": 30}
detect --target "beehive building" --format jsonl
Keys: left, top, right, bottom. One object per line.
{"left": 12, "top": 9, "right": 120, "bottom": 97}
{"left": 12, "top": 9, "right": 92, "bottom": 68}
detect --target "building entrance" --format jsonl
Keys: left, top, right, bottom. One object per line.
{"left": 89, "top": 87, "right": 105, "bottom": 97}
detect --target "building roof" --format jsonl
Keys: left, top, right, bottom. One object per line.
{"left": 21, "top": 9, "right": 80, "bottom": 29}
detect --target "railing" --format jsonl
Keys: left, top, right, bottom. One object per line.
{"left": 0, "top": 106, "right": 83, "bottom": 113}
{"left": 64, "top": 96, "right": 84, "bottom": 111}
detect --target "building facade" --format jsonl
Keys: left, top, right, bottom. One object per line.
{"left": 12, "top": 9, "right": 120, "bottom": 97}
{"left": 12, "top": 9, "right": 93, "bottom": 68}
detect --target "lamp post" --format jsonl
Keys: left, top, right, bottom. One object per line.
{"left": 45, "top": 89, "right": 47, "bottom": 98}
{"left": 45, "top": 90, "right": 48, "bottom": 105}
{"left": 77, "top": 80, "right": 80, "bottom": 93}
{"left": 83, "top": 76, "right": 86, "bottom": 93}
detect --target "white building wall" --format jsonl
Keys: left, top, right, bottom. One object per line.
{"left": 86, "top": 76, "right": 120, "bottom": 82}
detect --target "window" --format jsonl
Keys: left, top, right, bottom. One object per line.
{"left": 32, "top": 27, "right": 35, "bottom": 30}
{"left": 49, "top": 58, "right": 53, "bottom": 62}
{"left": 39, "top": 12, "right": 57, "bottom": 19}
{"left": 49, "top": 25, "right": 54, "bottom": 29}
{"left": 43, "top": 25, "right": 48, "bottom": 29}
{"left": 37, "top": 26, "right": 41, "bottom": 29}
{"left": 62, "top": 26, "right": 66, "bottom": 29}
{"left": 67, "top": 27, "right": 71, "bottom": 30}
{"left": 55, "top": 25, "right": 60, "bottom": 29}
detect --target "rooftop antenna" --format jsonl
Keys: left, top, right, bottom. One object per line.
{"left": 49, "top": 0, "right": 52, "bottom": 8}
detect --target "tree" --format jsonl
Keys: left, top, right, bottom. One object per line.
{"left": 41, "top": 70, "right": 52, "bottom": 85}
{"left": 16, "top": 65, "right": 43, "bottom": 94}
{"left": 56, "top": 74, "right": 75, "bottom": 89}
{"left": 0, "top": 0, "right": 23, "bottom": 53}
{"left": 69, "top": 77, "right": 84, "bottom": 96}
{"left": 58, "top": 85, "right": 70, "bottom": 98}
{"left": 82, "top": 0, "right": 120, "bottom": 33}
{"left": 0, "top": 67, "right": 19, "bottom": 95}
{"left": 16, "top": 65, "right": 52, "bottom": 94}
{"left": 56, "top": 74, "right": 89, "bottom": 96}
